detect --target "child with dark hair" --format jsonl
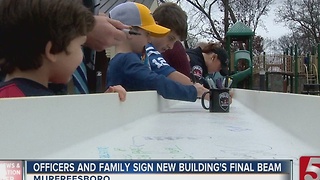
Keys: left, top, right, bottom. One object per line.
{"left": 0, "top": 0, "right": 95, "bottom": 98}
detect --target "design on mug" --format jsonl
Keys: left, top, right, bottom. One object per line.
{"left": 219, "top": 92, "right": 229, "bottom": 111}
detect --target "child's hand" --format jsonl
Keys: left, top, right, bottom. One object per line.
{"left": 193, "top": 83, "right": 209, "bottom": 100}
{"left": 105, "top": 85, "right": 126, "bottom": 102}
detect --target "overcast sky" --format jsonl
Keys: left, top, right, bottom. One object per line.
{"left": 255, "top": 1, "right": 290, "bottom": 39}
{"left": 180, "top": 0, "right": 290, "bottom": 40}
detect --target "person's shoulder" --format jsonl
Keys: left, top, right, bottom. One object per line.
{"left": 186, "top": 46, "right": 201, "bottom": 53}
{"left": 1, "top": 78, "right": 54, "bottom": 98}
{"left": 111, "top": 52, "right": 143, "bottom": 68}
{"left": 145, "top": 43, "right": 161, "bottom": 55}
{"left": 185, "top": 48, "right": 193, "bottom": 54}
{"left": 145, "top": 43, "right": 155, "bottom": 49}
{"left": 115, "top": 52, "right": 140, "bottom": 57}
{"left": 186, "top": 47, "right": 203, "bottom": 62}
{"left": 0, "top": 79, "right": 26, "bottom": 98}
{"left": 112, "top": 52, "right": 139, "bottom": 61}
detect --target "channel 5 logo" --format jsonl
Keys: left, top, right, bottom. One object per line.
{"left": 300, "top": 156, "right": 320, "bottom": 180}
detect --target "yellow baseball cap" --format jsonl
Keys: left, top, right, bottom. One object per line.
{"left": 109, "top": 2, "right": 170, "bottom": 37}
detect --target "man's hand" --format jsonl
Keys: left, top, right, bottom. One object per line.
{"left": 85, "top": 14, "right": 129, "bottom": 51}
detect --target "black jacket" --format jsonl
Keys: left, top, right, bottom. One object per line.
{"left": 186, "top": 47, "right": 209, "bottom": 87}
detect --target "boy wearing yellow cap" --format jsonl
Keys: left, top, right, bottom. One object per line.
{"left": 106, "top": 2, "right": 209, "bottom": 102}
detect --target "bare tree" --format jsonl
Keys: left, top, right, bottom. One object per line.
{"left": 175, "top": 0, "right": 226, "bottom": 46}
{"left": 228, "top": 0, "right": 274, "bottom": 34}
{"left": 176, "top": 0, "right": 274, "bottom": 47}
{"left": 253, "top": 35, "right": 264, "bottom": 55}
{"left": 159, "top": 0, "right": 275, "bottom": 52}
{"left": 276, "top": 0, "right": 320, "bottom": 44}
{"left": 263, "top": 37, "right": 280, "bottom": 54}
{"left": 276, "top": 32, "right": 317, "bottom": 54}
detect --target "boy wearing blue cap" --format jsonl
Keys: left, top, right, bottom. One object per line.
{"left": 106, "top": 2, "right": 209, "bottom": 102}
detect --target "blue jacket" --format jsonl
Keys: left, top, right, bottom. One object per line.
{"left": 106, "top": 53, "right": 197, "bottom": 102}
{"left": 145, "top": 43, "right": 175, "bottom": 76}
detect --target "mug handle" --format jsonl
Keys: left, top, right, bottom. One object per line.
{"left": 201, "top": 91, "right": 210, "bottom": 110}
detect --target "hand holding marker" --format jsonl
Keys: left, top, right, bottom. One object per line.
{"left": 121, "top": 28, "right": 141, "bottom": 35}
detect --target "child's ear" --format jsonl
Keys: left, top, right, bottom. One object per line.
{"left": 211, "top": 53, "right": 218, "bottom": 61}
{"left": 44, "top": 41, "right": 56, "bottom": 63}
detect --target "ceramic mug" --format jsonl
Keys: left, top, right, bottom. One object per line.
{"left": 201, "top": 89, "right": 230, "bottom": 112}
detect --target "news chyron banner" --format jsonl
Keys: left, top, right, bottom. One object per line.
{"left": 0, "top": 161, "right": 23, "bottom": 180}
{"left": 24, "top": 160, "right": 293, "bottom": 180}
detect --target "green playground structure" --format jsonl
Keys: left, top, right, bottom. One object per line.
{"left": 230, "top": 50, "right": 252, "bottom": 87}
{"left": 226, "top": 22, "right": 319, "bottom": 94}
{"left": 226, "top": 22, "right": 254, "bottom": 89}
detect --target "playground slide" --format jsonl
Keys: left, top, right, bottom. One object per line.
{"left": 230, "top": 67, "right": 252, "bottom": 87}
{"left": 230, "top": 50, "right": 252, "bottom": 87}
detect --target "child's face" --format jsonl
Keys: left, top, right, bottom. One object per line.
{"left": 130, "top": 28, "right": 151, "bottom": 54}
{"left": 151, "top": 31, "right": 179, "bottom": 53}
{"left": 49, "top": 36, "right": 86, "bottom": 84}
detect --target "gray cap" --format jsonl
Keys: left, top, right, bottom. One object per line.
{"left": 109, "top": 2, "right": 170, "bottom": 37}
